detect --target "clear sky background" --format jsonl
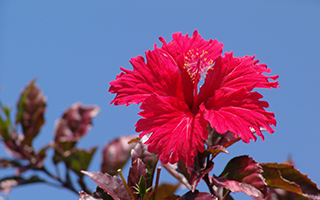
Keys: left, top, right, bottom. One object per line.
{"left": 0, "top": 1, "right": 319, "bottom": 200}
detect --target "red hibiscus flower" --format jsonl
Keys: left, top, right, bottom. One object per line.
{"left": 109, "top": 30, "right": 279, "bottom": 166}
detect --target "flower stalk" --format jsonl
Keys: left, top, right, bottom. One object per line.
{"left": 152, "top": 166, "right": 162, "bottom": 200}
{"left": 118, "top": 169, "right": 136, "bottom": 200}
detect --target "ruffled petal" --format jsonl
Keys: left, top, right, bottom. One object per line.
{"left": 136, "top": 94, "right": 208, "bottom": 166}
{"left": 200, "top": 87, "right": 276, "bottom": 143}
{"left": 198, "top": 52, "right": 279, "bottom": 105}
{"left": 109, "top": 49, "right": 184, "bottom": 105}
{"left": 158, "top": 30, "right": 223, "bottom": 108}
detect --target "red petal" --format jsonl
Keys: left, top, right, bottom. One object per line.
{"left": 109, "top": 50, "right": 184, "bottom": 106}
{"left": 200, "top": 88, "right": 276, "bottom": 143}
{"left": 159, "top": 30, "right": 223, "bottom": 108}
{"left": 198, "top": 52, "right": 279, "bottom": 104}
{"left": 136, "top": 94, "right": 208, "bottom": 166}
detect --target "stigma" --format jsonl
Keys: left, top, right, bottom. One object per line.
{"left": 183, "top": 49, "right": 214, "bottom": 83}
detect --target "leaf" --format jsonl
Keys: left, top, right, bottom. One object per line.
{"left": 131, "top": 140, "right": 157, "bottom": 187}
{"left": 2, "top": 131, "right": 28, "bottom": 160}
{"left": 16, "top": 79, "right": 46, "bottom": 146}
{"left": 92, "top": 187, "right": 114, "bottom": 200}
{"left": 81, "top": 171, "right": 131, "bottom": 200}
{"left": 187, "top": 159, "right": 214, "bottom": 192}
{"left": 101, "top": 135, "right": 137, "bottom": 175}
{"left": 131, "top": 139, "right": 157, "bottom": 168}
{"left": 53, "top": 103, "right": 99, "bottom": 171}
{"left": 212, "top": 155, "right": 267, "bottom": 198}
{"left": 2, "top": 132, "right": 47, "bottom": 173}
{"left": 0, "top": 175, "right": 44, "bottom": 194}
{"left": 128, "top": 158, "right": 147, "bottom": 199}
{"left": 79, "top": 191, "right": 103, "bottom": 200}
{"left": 254, "top": 188, "right": 309, "bottom": 200}
{"left": 162, "top": 160, "right": 191, "bottom": 190}
{"left": 0, "top": 103, "right": 12, "bottom": 140}
{"left": 54, "top": 102, "right": 100, "bottom": 147}
{"left": 261, "top": 162, "right": 320, "bottom": 199}
{"left": 177, "top": 190, "right": 217, "bottom": 200}
{"left": 56, "top": 147, "right": 97, "bottom": 177}
{"left": 206, "top": 127, "right": 240, "bottom": 149}
{"left": 162, "top": 153, "right": 214, "bottom": 193}
{"left": 136, "top": 176, "right": 148, "bottom": 196}
{"left": 153, "top": 183, "right": 180, "bottom": 200}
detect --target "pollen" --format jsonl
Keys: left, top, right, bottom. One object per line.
{"left": 184, "top": 49, "right": 214, "bottom": 81}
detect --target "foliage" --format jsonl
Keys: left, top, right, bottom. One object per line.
{"left": 1, "top": 30, "right": 320, "bottom": 200}
{"left": 0, "top": 79, "right": 319, "bottom": 199}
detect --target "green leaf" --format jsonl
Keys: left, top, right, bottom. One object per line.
{"left": 0, "top": 103, "right": 12, "bottom": 140}
{"left": 134, "top": 175, "right": 148, "bottom": 197}
{"left": 261, "top": 162, "right": 320, "bottom": 199}
{"left": 57, "top": 147, "right": 97, "bottom": 177}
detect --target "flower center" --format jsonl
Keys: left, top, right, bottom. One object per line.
{"left": 184, "top": 49, "right": 214, "bottom": 83}
{"left": 184, "top": 49, "right": 214, "bottom": 114}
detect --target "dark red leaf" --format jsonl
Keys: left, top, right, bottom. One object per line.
{"left": 163, "top": 153, "right": 213, "bottom": 193}
{"left": 261, "top": 162, "right": 320, "bottom": 199}
{"left": 206, "top": 128, "right": 239, "bottom": 149}
{"left": 92, "top": 187, "right": 114, "bottom": 200}
{"left": 253, "top": 188, "right": 309, "bottom": 200}
{"left": 212, "top": 155, "right": 267, "bottom": 198}
{"left": 131, "top": 140, "right": 157, "bottom": 187}
{"left": 128, "top": 158, "right": 148, "bottom": 199}
{"left": 177, "top": 191, "right": 217, "bottom": 200}
{"left": 1, "top": 131, "right": 47, "bottom": 173}
{"left": 16, "top": 79, "right": 46, "bottom": 146}
{"left": 163, "top": 194, "right": 181, "bottom": 200}
{"left": 128, "top": 158, "right": 147, "bottom": 199}
{"left": 54, "top": 102, "right": 99, "bottom": 145}
{"left": 81, "top": 171, "right": 131, "bottom": 200}
{"left": 162, "top": 160, "right": 191, "bottom": 190}
{"left": 79, "top": 191, "right": 102, "bottom": 200}
{"left": 101, "top": 135, "right": 137, "bottom": 175}
{"left": 131, "top": 140, "right": 157, "bottom": 168}
{"left": 3, "top": 131, "right": 29, "bottom": 160}
{"left": 188, "top": 159, "right": 214, "bottom": 192}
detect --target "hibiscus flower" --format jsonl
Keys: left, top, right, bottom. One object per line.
{"left": 109, "top": 30, "right": 279, "bottom": 166}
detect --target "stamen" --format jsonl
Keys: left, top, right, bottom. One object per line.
{"left": 184, "top": 49, "right": 214, "bottom": 82}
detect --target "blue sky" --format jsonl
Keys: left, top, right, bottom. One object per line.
{"left": 1, "top": 1, "right": 320, "bottom": 199}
